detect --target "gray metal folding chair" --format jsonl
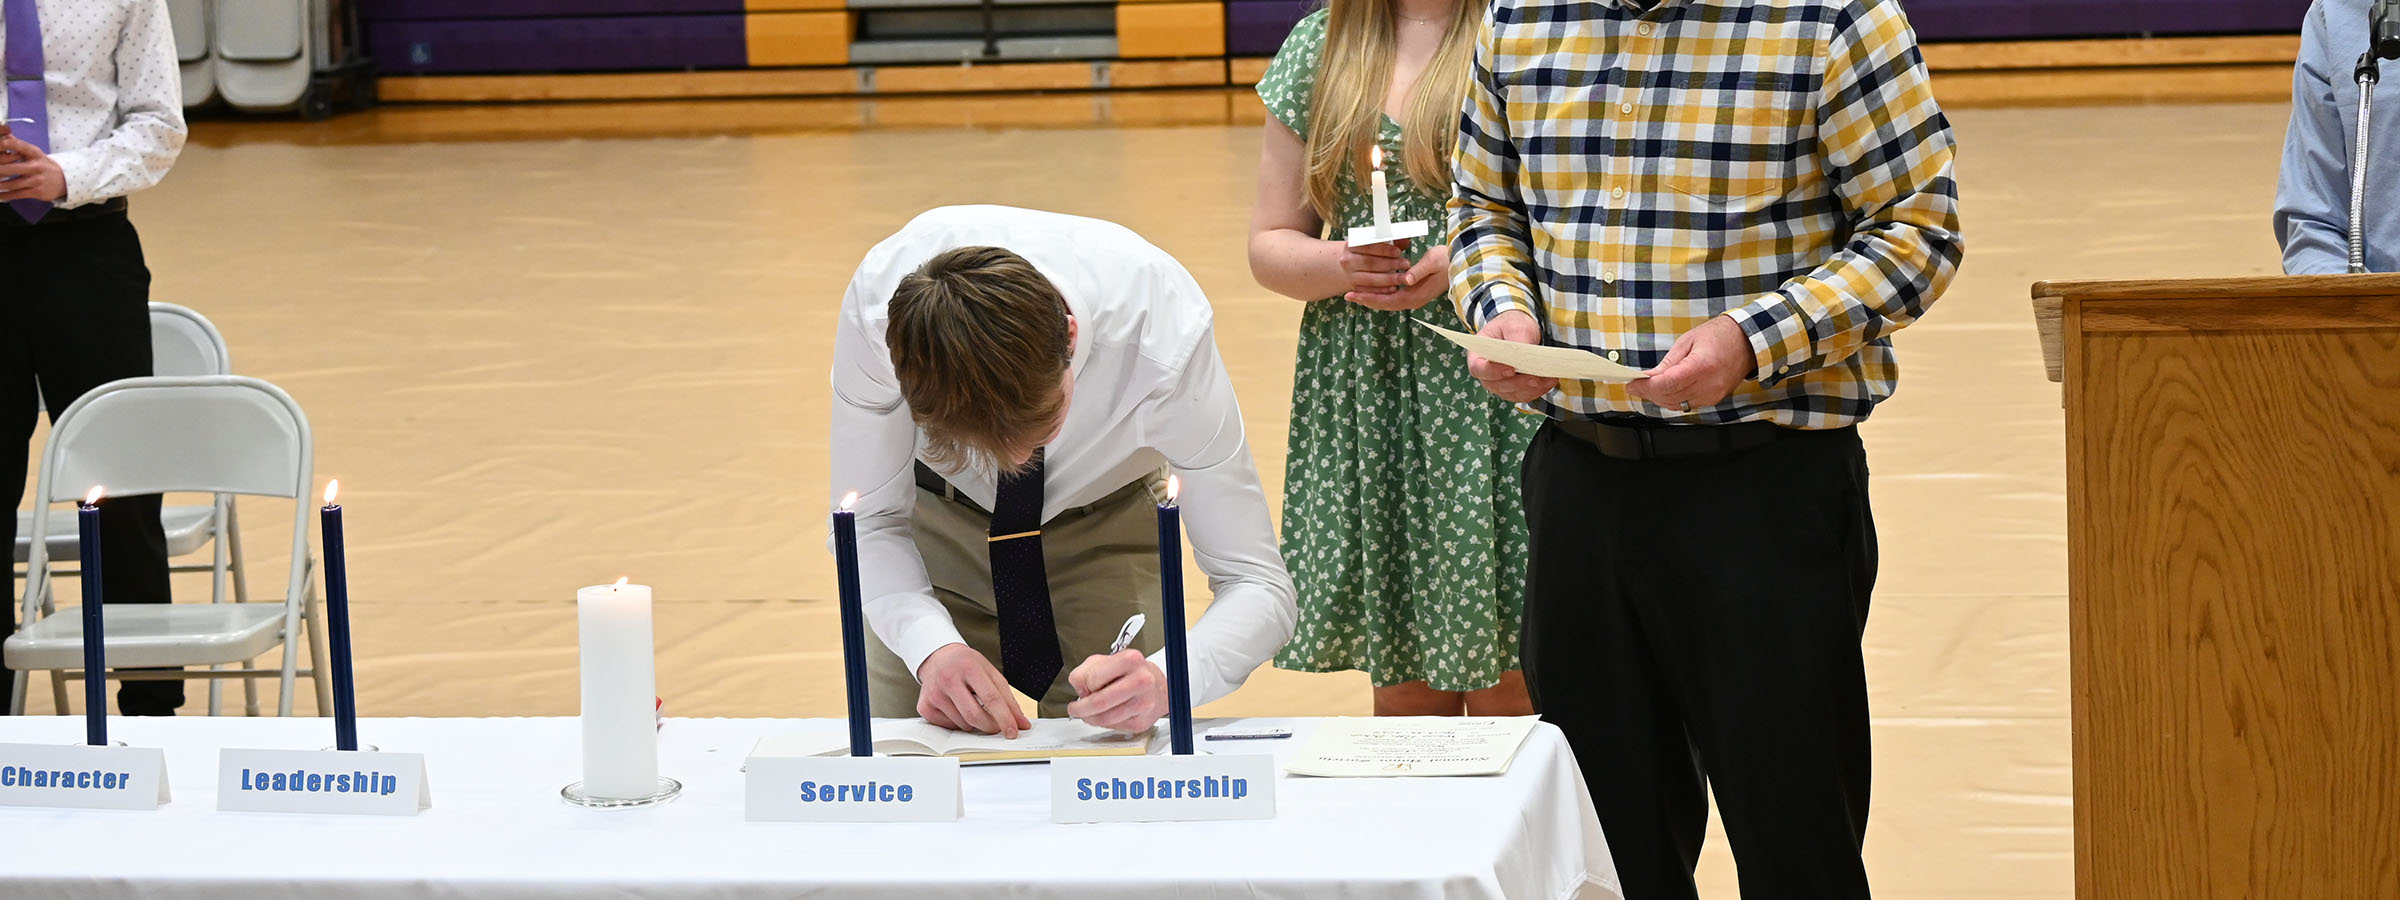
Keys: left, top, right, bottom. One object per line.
{"left": 5, "top": 376, "right": 331, "bottom": 719}
{"left": 213, "top": 0, "right": 311, "bottom": 112}
{"left": 170, "top": 0, "right": 217, "bottom": 108}
{"left": 12, "top": 303, "right": 259, "bottom": 714}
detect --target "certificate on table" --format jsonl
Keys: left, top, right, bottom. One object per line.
{"left": 1415, "top": 320, "right": 1647, "bottom": 383}
{"left": 1283, "top": 717, "right": 1542, "bottom": 778}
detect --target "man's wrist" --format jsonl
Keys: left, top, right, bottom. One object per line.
{"left": 1725, "top": 295, "right": 1812, "bottom": 386}
{"left": 1463, "top": 283, "right": 1537, "bottom": 331}
{"left": 45, "top": 148, "right": 88, "bottom": 207}
{"left": 896, "top": 624, "right": 971, "bottom": 682}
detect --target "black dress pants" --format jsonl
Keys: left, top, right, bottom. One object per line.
{"left": 1521, "top": 420, "right": 1876, "bottom": 900}
{"left": 2, "top": 208, "right": 183, "bottom": 716}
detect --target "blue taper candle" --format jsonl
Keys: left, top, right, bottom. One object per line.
{"left": 834, "top": 492, "right": 873, "bottom": 757}
{"left": 1158, "top": 476, "right": 1194, "bottom": 755}
{"left": 76, "top": 488, "right": 107, "bottom": 746}
{"left": 321, "top": 481, "right": 360, "bottom": 751}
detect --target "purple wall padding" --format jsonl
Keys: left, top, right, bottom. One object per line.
{"left": 1227, "top": 0, "right": 1315, "bottom": 56}
{"left": 1222, "top": 0, "right": 2311, "bottom": 61}
{"left": 1904, "top": 0, "right": 2313, "bottom": 40}
{"left": 369, "top": 16, "right": 749, "bottom": 74}
{"left": 360, "top": 1, "right": 741, "bottom": 21}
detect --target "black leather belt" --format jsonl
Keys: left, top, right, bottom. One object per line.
{"left": 915, "top": 461, "right": 988, "bottom": 515}
{"left": 0, "top": 197, "right": 128, "bottom": 228}
{"left": 916, "top": 461, "right": 1161, "bottom": 519}
{"left": 1552, "top": 415, "right": 1791, "bottom": 461}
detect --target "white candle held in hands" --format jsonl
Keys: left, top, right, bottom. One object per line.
{"left": 1369, "top": 144, "right": 1393, "bottom": 238}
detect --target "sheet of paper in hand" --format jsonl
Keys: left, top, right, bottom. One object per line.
{"left": 773, "top": 718, "right": 1153, "bottom": 765}
{"left": 1415, "top": 320, "right": 1647, "bottom": 382}
{"left": 1283, "top": 716, "right": 1542, "bottom": 777}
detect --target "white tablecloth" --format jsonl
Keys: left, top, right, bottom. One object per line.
{"left": 0, "top": 716, "right": 1619, "bottom": 900}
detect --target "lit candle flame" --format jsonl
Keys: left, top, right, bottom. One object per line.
{"left": 613, "top": 576, "right": 629, "bottom": 589}
{"left": 1370, "top": 145, "right": 1382, "bottom": 171}
{"left": 840, "top": 491, "right": 859, "bottom": 513}
{"left": 324, "top": 479, "right": 340, "bottom": 506}
{"left": 1166, "top": 475, "right": 1180, "bottom": 503}
{"left": 83, "top": 486, "right": 105, "bottom": 506}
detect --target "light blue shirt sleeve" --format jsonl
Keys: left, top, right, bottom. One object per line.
{"left": 2276, "top": 0, "right": 2398, "bottom": 274}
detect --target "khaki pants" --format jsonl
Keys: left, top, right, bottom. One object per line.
{"left": 867, "top": 472, "right": 1164, "bottom": 717}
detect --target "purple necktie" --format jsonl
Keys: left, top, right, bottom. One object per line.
{"left": 4, "top": 0, "right": 51, "bottom": 224}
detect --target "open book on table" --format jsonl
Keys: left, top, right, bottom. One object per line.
{"left": 762, "top": 718, "right": 1153, "bottom": 764}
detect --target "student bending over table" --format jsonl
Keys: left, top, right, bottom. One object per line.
{"left": 828, "top": 205, "right": 1298, "bottom": 737}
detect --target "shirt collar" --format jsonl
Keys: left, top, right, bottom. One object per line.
{"left": 1057, "top": 273, "right": 1093, "bottom": 378}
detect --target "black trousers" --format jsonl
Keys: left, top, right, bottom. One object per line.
{"left": 2, "top": 209, "right": 183, "bottom": 715}
{"left": 1521, "top": 421, "right": 1876, "bottom": 900}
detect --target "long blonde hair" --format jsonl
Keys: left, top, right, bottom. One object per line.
{"left": 1301, "top": 0, "right": 1483, "bottom": 222}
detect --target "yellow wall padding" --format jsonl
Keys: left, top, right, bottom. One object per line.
{"left": 747, "top": 0, "right": 847, "bottom": 11}
{"left": 747, "top": 11, "right": 853, "bottom": 67}
{"left": 1117, "top": 2, "right": 1224, "bottom": 59}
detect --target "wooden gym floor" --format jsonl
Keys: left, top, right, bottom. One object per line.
{"left": 12, "top": 78, "right": 2297, "bottom": 897}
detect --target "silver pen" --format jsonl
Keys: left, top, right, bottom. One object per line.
{"left": 1106, "top": 613, "right": 1146, "bottom": 656}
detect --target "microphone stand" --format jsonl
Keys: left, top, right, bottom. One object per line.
{"left": 2353, "top": 1, "right": 2400, "bottom": 273}
{"left": 2350, "top": 53, "right": 2379, "bottom": 274}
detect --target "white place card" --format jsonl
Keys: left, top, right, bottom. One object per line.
{"left": 0, "top": 742, "right": 170, "bottom": 811}
{"left": 217, "top": 748, "right": 431, "bottom": 816}
{"left": 745, "top": 746, "right": 962, "bottom": 823}
{"left": 1050, "top": 753, "right": 1276, "bottom": 824}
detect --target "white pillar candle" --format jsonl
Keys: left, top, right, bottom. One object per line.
{"left": 1369, "top": 145, "right": 1393, "bottom": 237}
{"left": 576, "top": 579, "right": 659, "bottom": 799}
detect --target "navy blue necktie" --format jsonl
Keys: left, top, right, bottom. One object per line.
{"left": 988, "top": 450, "right": 1061, "bottom": 700}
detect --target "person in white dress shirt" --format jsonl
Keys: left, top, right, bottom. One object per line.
{"left": 830, "top": 205, "right": 1297, "bottom": 736}
{"left": 3, "top": 0, "right": 186, "bottom": 715}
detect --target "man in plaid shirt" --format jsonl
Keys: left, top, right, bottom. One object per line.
{"left": 1446, "top": 0, "right": 1962, "bottom": 895}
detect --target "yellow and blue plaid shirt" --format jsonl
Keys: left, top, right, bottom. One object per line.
{"left": 1448, "top": 0, "right": 1963, "bottom": 428}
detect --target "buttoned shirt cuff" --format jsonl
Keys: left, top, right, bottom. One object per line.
{"left": 1463, "top": 283, "right": 1539, "bottom": 332}
{"left": 885, "top": 615, "right": 970, "bottom": 683}
{"left": 1728, "top": 292, "right": 1814, "bottom": 388}
{"left": 1145, "top": 639, "right": 1229, "bottom": 710}
{"left": 43, "top": 148, "right": 95, "bottom": 209}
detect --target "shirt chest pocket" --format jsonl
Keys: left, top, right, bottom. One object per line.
{"left": 1655, "top": 92, "right": 1813, "bottom": 211}
{"left": 1502, "top": 77, "right": 1607, "bottom": 211}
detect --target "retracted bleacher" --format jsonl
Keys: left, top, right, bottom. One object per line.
{"left": 361, "top": 0, "right": 2314, "bottom": 103}
{"left": 362, "top": 0, "right": 1226, "bottom": 96}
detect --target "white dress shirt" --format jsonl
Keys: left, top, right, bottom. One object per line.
{"left": 829, "top": 205, "right": 1298, "bottom": 707}
{"left": 0, "top": 0, "right": 184, "bottom": 208}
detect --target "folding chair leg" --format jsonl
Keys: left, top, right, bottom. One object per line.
{"left": 273, "top": 542, "right": 316, "bottom": 719}
{"left": 50, "top": 669, "right": 70, "bottom": 715}
{"left": 276, "top": 640, "right": 298, "bottom": 718}
{"left": 227, "top": 503, "right": 252, "bottom": 605}
{"left": 8, "top": 669, "right": 26, "bottom": 716}
{"left": 303, "top": 599, "right": 333, "bottom": 717}
{"left": 241, "top": 655, "right": 261, "bottom": 716}
{"left": 209, "top": 497, "right": 231, "bottom": 717}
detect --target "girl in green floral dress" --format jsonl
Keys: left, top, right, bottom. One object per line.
{"left": 1246, "top": 0, "right": 1538, "bottom": 715}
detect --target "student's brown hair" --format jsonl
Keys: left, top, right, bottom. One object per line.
{"left": 887, "top": 246, "right": 1072, "bottom": 473}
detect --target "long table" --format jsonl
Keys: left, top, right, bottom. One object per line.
{"left": 0, "top": 716, "right": 1619, "bottom": 900}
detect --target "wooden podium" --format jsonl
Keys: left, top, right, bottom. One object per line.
{"left": 2032, "top": 275, "right": 2400, "bottom": 899}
